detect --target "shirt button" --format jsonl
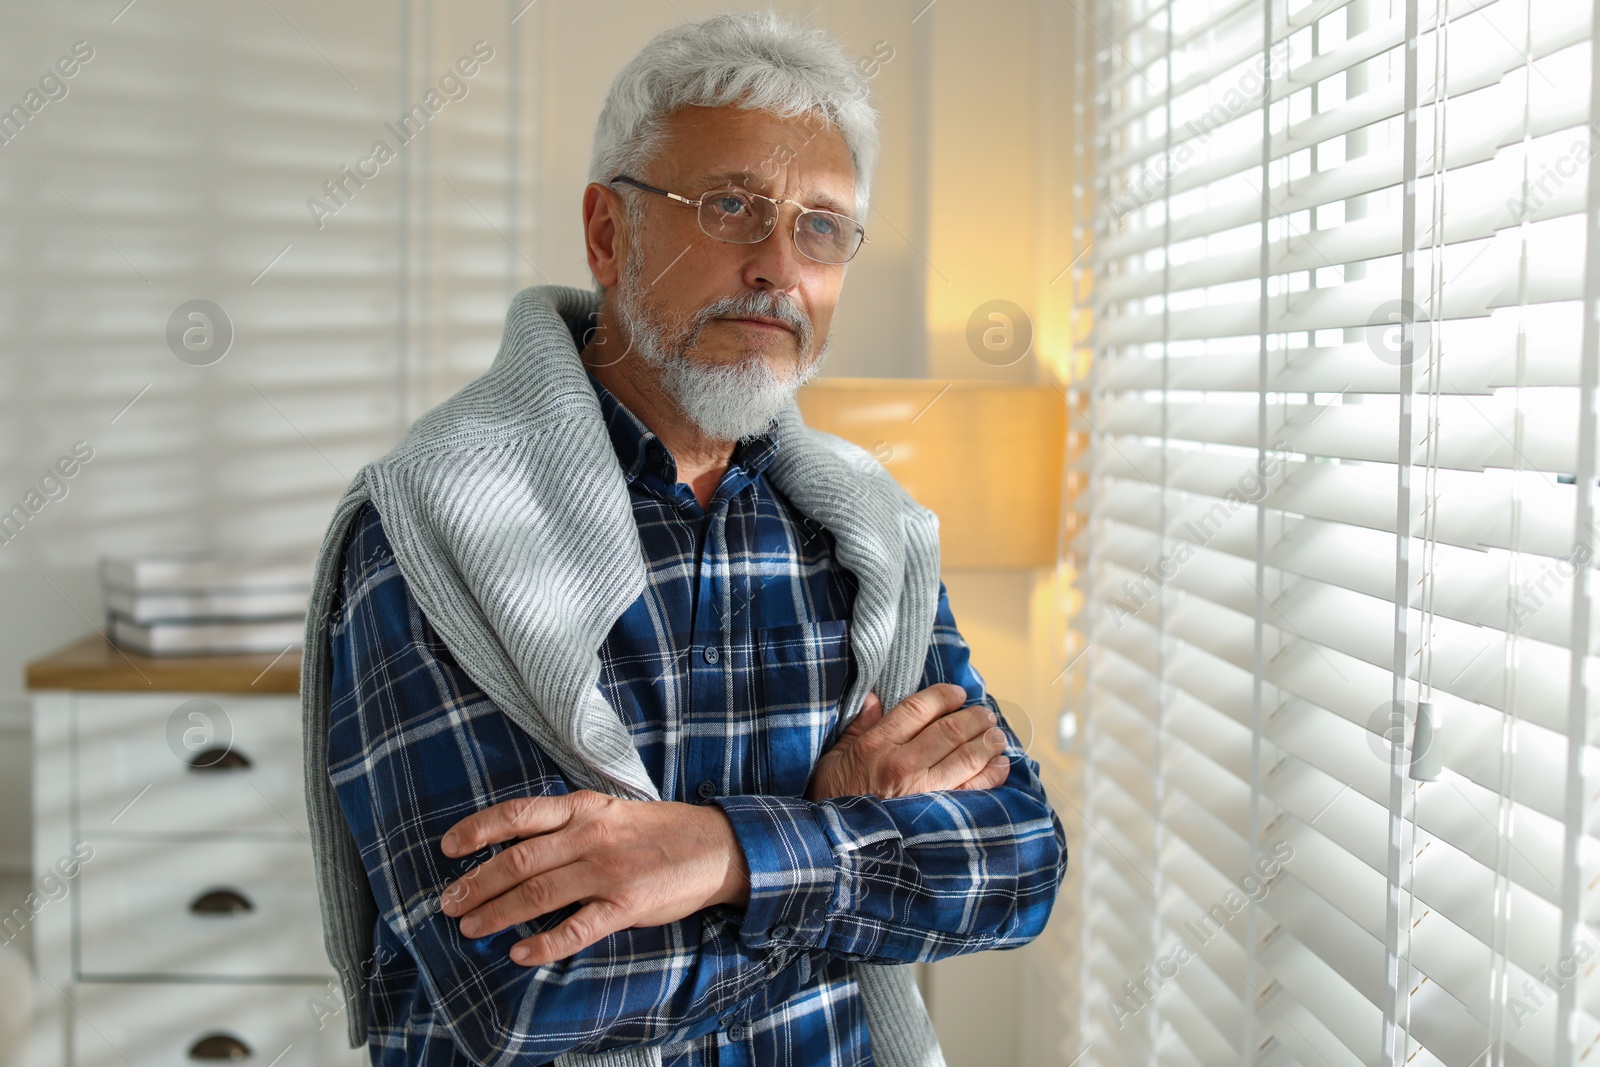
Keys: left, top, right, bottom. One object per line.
{"left": 769, "top": 923, "right": 792, "bottom": 939}
{"left": 697, "top": 779, "right": 717, "bottom": 800}
{"left": 703, "top": 645, "right": 720, "bottom": 664}
{"left": 720, "top": 1013, "right": 737, "bottom": 1029}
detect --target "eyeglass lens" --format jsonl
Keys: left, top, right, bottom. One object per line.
{"left": 698, "top": 189, "right": 861, "bottom": 263}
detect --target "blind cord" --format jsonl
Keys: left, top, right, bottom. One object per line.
{"left": 1405, "top": 0, "right": 1450, "bottom": 1056}
{"left": 1484, "top": 1, "right": 1536, "bottom": 1062}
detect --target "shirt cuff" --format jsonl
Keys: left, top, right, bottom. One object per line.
{"left": 710, "top": 794, "right": 836, "bottom": 951}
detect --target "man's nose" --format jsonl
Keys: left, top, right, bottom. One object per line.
{"left": 741, "top": 217, "right": 805, "bottom": 293}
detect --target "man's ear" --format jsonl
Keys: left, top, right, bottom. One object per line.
{"left": 582, "top": 183, "right": 626, "bottom": 289}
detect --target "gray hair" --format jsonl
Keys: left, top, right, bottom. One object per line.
{"left": 589, "top": 11, "right": 880, "bottom": 229}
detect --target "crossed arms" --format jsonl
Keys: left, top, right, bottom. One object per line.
{"left": 327, "top": 529, "right": 1068, "bottom": 1063}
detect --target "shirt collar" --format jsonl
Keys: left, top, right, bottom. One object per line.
{"left": 584, "top": 368, "right": 781, "bottom": 488}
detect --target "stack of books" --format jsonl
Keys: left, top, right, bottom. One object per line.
{"left": 99, "top": 554, "right": 314, "bottom": 657}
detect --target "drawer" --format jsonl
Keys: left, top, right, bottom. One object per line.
{"left": 78, "top": 839, "right": 332, "bottom": 979}
{"left": 70, "top": 981, "right": 365, "bottom": 1066}
{"left": 74, "top": 693, "right": 308, "bottom": 837}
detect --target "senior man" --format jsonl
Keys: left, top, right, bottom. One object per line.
{"left": 302, "top": 11, "right": 1067, "bottom": 1067}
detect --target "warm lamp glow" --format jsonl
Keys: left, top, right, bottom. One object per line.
{"left": 795, "top": 379, "right": 1065, "bottom": 569}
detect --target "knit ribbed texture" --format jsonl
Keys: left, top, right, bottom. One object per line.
{"left": 300, "top": 283, "right": 948, "bottom": 1066}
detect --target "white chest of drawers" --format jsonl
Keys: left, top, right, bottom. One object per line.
{"left": 26, "top": 637, "right": 366, "bottom": 1067}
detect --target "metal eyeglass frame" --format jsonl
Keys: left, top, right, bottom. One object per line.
{"left": 608, "top": 174, "right": 869, "bottom": 264}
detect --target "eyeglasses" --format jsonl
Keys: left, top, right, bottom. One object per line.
{"left": 608, "top": 174, "right": 868, "bottom": 265}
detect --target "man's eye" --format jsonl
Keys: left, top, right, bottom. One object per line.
{"left": 711, "top": 194, "right": 750, "bottom": 216}
{"left": 807, "top": 214, "right": 839, "bottom": 236}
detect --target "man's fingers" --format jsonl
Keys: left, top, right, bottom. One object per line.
{"left": 928, "top": 723, "right": 1011, "bottom": 790}
{"left": 442, "top": 791, "right": 592, "bottom": 857}
{"left": 439, "top": 831, "right": 588, "bottom": 917}
{"left": 956, "top": 754, "right": 1013, "bottom": 791}
{"left": 870, "top": 683, "right": 969, "bottom": 746}
{"left": 900, "top": 702, "right": 994, "bottom": 774}
{"left": 510, "top": 899, "right": 624, "bottom": 966}
{"left": 452, "top": 859, "right": 589, "bottom": 941}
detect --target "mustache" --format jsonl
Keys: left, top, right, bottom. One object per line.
{"left": 692, "top": 291, "right": 811, "bottom": 348}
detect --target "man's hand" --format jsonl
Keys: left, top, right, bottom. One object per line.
{"left": 805, "top": 682, "right": 1012, "bottom": 801}
{"left": 436, "top": 790, "right": 749, "bottom": 967}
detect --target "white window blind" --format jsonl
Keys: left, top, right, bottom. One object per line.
{"left": 0, "top": 0, "right": 540, "bottom": 566}
{"left": 1070, "top": 0, "right": 1600, "bottom": 1063}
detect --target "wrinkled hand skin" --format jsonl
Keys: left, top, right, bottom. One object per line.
{"left": 804, "top": 682, "right": 1013, "bottom": 802}
{"left": 436, "top": 790, "right": 749, "bottom": 967}
{"left": 435, "top": 684, "right": 1012, "bottom": 967}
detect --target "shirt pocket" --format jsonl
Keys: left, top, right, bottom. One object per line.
{"left": 755, "top": 619, "right": 852, "bottom": 798}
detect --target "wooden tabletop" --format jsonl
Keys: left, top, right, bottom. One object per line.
{"left": 25, "top": 634, "right": 302, "bottom": 694}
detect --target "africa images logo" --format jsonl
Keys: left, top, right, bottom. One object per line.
{"left": 306, "top": 41, "right": 495, "bottom": 230}
{"left": 1104, "top": 839, "right": 1295, "bottom": 1030}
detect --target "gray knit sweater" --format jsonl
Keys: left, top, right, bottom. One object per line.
{"left": 300, "top": 283, "right": 949, "bottom": 1066}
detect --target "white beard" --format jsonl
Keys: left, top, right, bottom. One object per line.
{"left": 613, "top": 241, "right": 832, "bottom": 444}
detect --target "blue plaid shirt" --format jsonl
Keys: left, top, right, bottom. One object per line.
{"left": 325, "top": 369, "right": 1067, "bottom": 1066}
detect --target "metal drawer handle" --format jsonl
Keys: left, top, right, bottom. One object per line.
{"left": 188, "top": 747, "right": 252, "bottom": 771}
{"left": 189, "top": 887, "right": 254, "bottom": 916}
{"left": 187, "top": 1031, "right": 252, "bottom": 1060}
